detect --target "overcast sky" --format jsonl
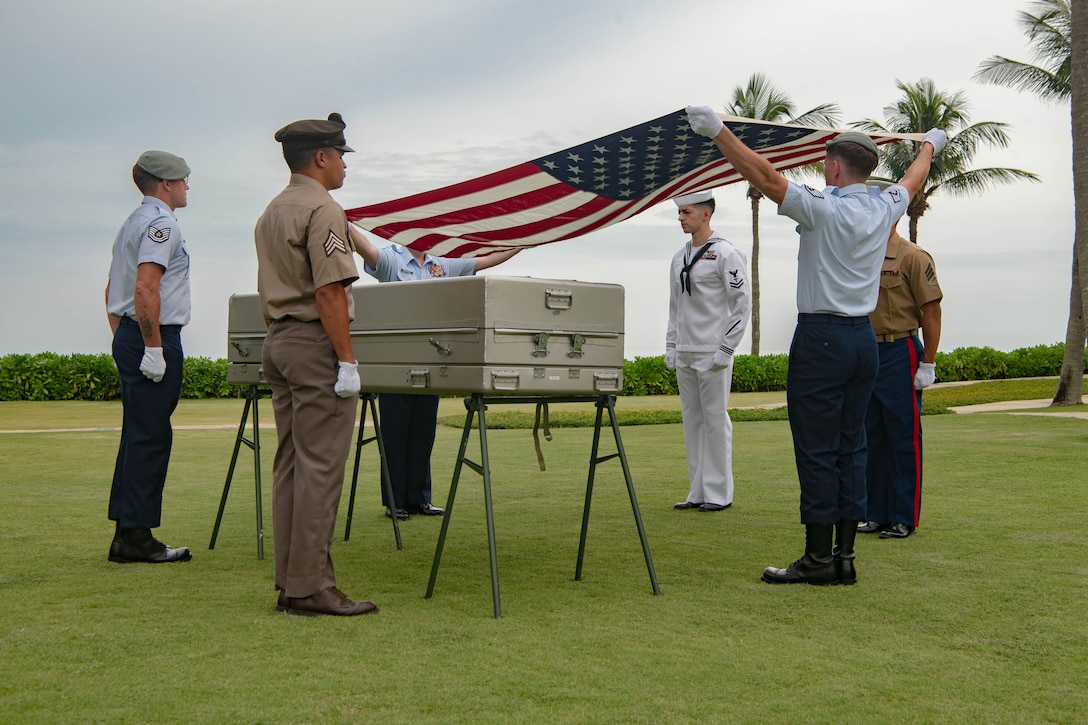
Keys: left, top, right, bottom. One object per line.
{"left": 0, "top": 0, "right": 1073, "bottom": 360}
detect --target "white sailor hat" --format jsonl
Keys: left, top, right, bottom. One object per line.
{"left": 673, "top": 190, "right": 714, "bottom": 206}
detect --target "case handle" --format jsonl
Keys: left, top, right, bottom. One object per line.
{"left": 544, "top": 288, "right": 572, "bottom": 310}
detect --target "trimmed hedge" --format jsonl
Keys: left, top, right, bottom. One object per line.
{"left": 0, "top": 353, "right": 241, "bottom": 401}
{"left": 0, "top": 343, "right": 1084, "bottom": 401}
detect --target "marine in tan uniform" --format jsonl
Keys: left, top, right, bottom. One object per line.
{"left": 860, "top": 227, "right": 943, "bottom": 540}
{"left": 255, "top": 112, "right": 377, "bottom": 617}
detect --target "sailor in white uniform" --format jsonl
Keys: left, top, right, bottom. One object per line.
{"left": 666, "top": 190, "right": 751, "bottom": 512}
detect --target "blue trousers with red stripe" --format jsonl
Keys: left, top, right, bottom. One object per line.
{"left": 864, "top": 335, "right": 924, "bottom": 527}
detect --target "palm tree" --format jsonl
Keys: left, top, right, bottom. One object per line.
{"left": 854, "top": 78, "right": 1040, "bottom": 244}
{"left": 974, "top": 0, "right": 1084, "bottom": 407}
{"left": 724, "top": 73, "right": 840, "bottom": 356}
{"left": 975, "top": 0, "right": 1070, "bottom": 102}
{"left": 1071, "top": 1, "right": 1088, "bottom": 403}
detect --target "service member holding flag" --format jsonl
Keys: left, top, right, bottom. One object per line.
{"left": 686, "top": 105, "right": 945, "bottom": 585}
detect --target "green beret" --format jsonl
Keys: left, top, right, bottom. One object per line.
{"left": 826, "top": 131, "right": 878, "bottom": 157}
{"left": 274, "top": 112, "right": 355, "bottom": 152}
{"left": 136, "top": 150, "right": 190, "bottom": 180}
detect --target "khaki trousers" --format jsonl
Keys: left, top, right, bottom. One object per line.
{"left": 263, "top": 320, "right": 358, "bottom": 598}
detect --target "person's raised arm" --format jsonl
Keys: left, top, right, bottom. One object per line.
{"left": 896, "top": 130, "right": 946, "bottom": 200}
{"left": 472, "top": 247, "right": 521, "bottom": 272}
{"left": 348, "top": 224, "right": 380, "bottom": 270}
{"left": 687, "top": 106, "right": 789, "bottom": 205}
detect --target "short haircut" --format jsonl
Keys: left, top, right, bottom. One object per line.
{"left": 827, "top": 142, "right": 878, "bottom": 177}
{"left": 132, "top": 164, "right": 162, "bottom": 195}
{"left": 283, "top": 146, "right": 324, "bottom": 172}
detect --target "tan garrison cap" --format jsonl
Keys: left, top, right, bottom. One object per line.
{"left": 274, "top": 112, "right": 355, "bottom": 152}
{"left": 826, "top": 131, "right": 879, "bottom": 157}
{"left": 136, "top": 150, "right": 190, "bottom": 180}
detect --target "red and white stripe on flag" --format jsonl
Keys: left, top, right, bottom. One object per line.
{"left": 345, "top": 109, "right": 915, "bottom": 259}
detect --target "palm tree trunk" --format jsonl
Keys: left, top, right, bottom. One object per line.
{"left": 1066, "top": 0, "right": 1088, "bottom": 404}
{"left": 748, "top": 186, "right": 762, "bottom": 356}
{"left": 1053, "top": 245, "right": 1085, "bottom": 405}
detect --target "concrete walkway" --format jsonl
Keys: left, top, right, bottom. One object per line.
{"left": 949, "top": 398, "right": 1088, "bottom": 419}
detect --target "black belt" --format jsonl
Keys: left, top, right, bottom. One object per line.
{"left": 875, "top": 330, "right": 917, "bottom": 343}
{"left": 118, "top": 316, "right": 182, "bottom": 331}
{"left": 797, "top": 313, "right": 870, "bottom": 326}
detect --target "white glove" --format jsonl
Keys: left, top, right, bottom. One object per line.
{"left": 664, "top": 350, "right": 677, "bottom": 370}
{"left": 923, "top": 129, "right": 947, "bottom": 155}
{"left": 686, "top": 105, "right": 724, "bottom": 138}
{"left": 710, "top": 350, "right": 733, "bottom": 371}
{"left": 140, "top": 347, "right": 166, "bottom": 383}
{"left": 334, "top": 361, "right": 360, "bottom": 398}
{"left": 914, "top": 362, "right": 936, "bottom": 390}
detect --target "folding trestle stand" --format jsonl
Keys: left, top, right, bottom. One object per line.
{"left": 209, "top": 389, "right": 402, "bottom": 559}
{"left": 344, "top": 393, "right": 402, "bottom": 549}
{"left": 209, "top": 385, "right": 269, "bottom": 559}
{"left": 425, "top": 393, "right": 660, "bottom": 618}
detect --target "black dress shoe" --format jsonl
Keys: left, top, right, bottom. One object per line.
{"left": 857, "top": 521, "right": 889, "bottom": 534}
{"left": 283, "top": 587, "right": 379, "bottom": 617}
{"left": 673, "top": 501, "right": 704, "bottom": 510}
{"left": 384, "top": 507, "right": 410, "bottom": 520}
{"left": 108, "top": 528, "right": 192, "bottom": 564}
{"left": 275, "top": 590, "right": 289, "bottom": 612}
{"left": 698, "top": 503, "right": 732, "bottom": 512}
{"left": 412, "top": 502, "right": 445, "bottom": 516}
{"left": 880, "top": 523, "right": 915, "bottom": 539}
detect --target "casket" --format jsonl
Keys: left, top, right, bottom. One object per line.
{"left": 227, "top": 275, "right": 625, "bottom": 395}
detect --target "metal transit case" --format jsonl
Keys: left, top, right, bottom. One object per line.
{"left": 227, "top": 275, "right": 625, "bottom": 395}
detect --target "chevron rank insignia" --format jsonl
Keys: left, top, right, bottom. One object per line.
{"left": 147, "top": 226, "right": 170, "bottom": 243}
{"left": 324, "top": 231, "right": 348, "bottom": 256}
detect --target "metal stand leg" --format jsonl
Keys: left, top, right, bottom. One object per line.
{"left": 426, "top": 393, "right": 502, "bottom": 618}
{"left": 427, "top": 394, "right": 657, "bottom": 616}
{"left": 575, "top": 395, "right": 660, "bottom": 595}
{"left": 209, "top": 385, "right": 265, "bottom": 559}
{"left": 344, "top": 393, "right": 401, "bottom": 549}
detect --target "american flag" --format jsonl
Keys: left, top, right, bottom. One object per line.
{"left": 345, "top": 108, "right": 919, "bottom": 258}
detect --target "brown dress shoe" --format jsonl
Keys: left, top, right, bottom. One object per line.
{"left": 284, "top": 587, "right": 379, "bottom": 617}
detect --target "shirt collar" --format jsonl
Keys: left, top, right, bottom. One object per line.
{"left": 141, "top": 195, "right": 176, "bottom": 219}
{"left": 829, "top": 182, "right": 870, "bottom": 197}
{"left": 886, "top": 229, "right": 906, "bottom": 259}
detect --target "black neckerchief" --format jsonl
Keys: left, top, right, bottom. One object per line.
{"left": 680, "top": 240, "right": 715, "bottom": 295}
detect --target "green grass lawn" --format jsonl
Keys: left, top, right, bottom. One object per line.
{"left": 1, "top": 387, "right": 1086, "bottom": 723}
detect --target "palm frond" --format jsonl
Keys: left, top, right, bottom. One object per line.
{"left": 939, "top": 168, "right": 1041, "bottom": 197}
{"left": 789, "top": 103, "right": 841, "bottom": 128}
{"left": 973, "top": 0, "right": 1070, "bottom": 102}
{"left": 974, "top": 56, "right": 1070, "bottom": 101}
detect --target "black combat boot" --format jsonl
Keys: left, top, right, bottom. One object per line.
{"left": 761, "top": 524, "right": 837, "bottom": 585}
{"left": 834, "top": 519, "right": 858, "bottom": 585}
